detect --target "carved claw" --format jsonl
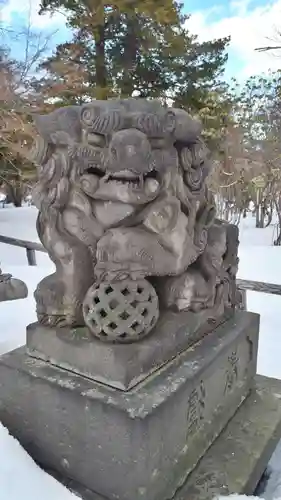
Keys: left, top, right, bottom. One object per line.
{"left": 37, "top": 312, "right": 78, "bottom": 328}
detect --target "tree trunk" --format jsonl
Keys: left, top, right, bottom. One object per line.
{"left": 264, "top": 201, "right": 273, "bottom": 228}
{"left": 5, "top": 182, "right": 23, "bottom": 207}
{"left": 274, "top": 198, "right": 281, "bottom": 246}
{"left": 236, "top": 210, "right": 242, "bottom": 226}
{"left": 225, "top": 201, "right": 230, "bottom": 221}
{"left": 95, "top": 24, "right": 107, "bottom": 99}
{"left": 120, "top": 16, "right": 138, "bottom": 97}
{"left": 260, "top": 203, "right": 265, "bottom": 228}
{"left": 255, "top": 205, "right": 260, "bottom": 227}
{"left": 255, "top": 189, "right": 263, "bottom": 227}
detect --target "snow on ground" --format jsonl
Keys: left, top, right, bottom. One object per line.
{"left": 0, "top": 206, "right": 281, "bottom": 499}
{"left": 0, "top": 423, "right": 79, "bottom": 500}
{"left": 0, "top": 265, "right": 52, "bottom": 355}
{"left": 0, "top": 206, "right": 54, "bottom": 355}
{"left": 218, "top": 497, "right": 263, "bottom": 500}
{"left": 217, "top": 497, "right": 266, "bottom": 500}
{"left": 0, "top": 205, "right": 50, "bottom": 267}
{"left": 225, "top": 214, "right": 281, "bottom": 380}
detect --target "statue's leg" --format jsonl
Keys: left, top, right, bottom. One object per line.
{"left": 35, "top": 243, "right": 95, "bottom": 327}
{"left": 35, "top": 216, "right": 96, "bottom": 327}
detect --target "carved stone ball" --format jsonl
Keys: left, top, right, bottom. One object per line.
{"left": 83, "top": 279, "right": 159, "bottom": 343}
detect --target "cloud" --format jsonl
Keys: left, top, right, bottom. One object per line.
{"left": 0, "top": 0, "right": 66, "bottom": 29}
{"left": 187, "top": 0, "right": 281, "bottom": 78}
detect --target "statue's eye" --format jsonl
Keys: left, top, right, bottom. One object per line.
{"left": 111, "top": 147, "right": 117, "bottom": 158}
{"left": 87, "top": 133, "right": 105, "bottom": 147}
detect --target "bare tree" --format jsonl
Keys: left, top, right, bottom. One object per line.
{"left": 0, "top": 5, "right": 56, "bottom": 206}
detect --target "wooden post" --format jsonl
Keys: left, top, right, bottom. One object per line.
{"left": 0, "top": 234, "right": 46, "bottom": 266}
{"left": 26, "top": 248, "right": 36, "bottom": 266}
{"left": 237, "top": 289, "right": 247, "bottom": 311}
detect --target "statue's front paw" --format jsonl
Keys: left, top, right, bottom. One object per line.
{"left": 37, "top": 312, "right": 77, "bottom": 327}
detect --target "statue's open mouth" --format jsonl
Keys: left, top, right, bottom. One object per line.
{"left": 85, "top": 166, "right": 159, "bottom": 187}
{"left": 80, "top": 164, "right": 161, "bottom": 203}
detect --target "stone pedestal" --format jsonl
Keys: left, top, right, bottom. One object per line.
{"left": 26, "top": 308, "right": 232, "bottom": 391}
{"left": 0, "top": 311, "right": 259, "bottom": 500}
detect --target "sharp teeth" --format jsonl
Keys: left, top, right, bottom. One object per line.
{"left": 145, "top": 178, "right": 160, "bottom": 194}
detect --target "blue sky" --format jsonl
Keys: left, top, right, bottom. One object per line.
{"left": 1, "top": 0, "right": 281, "bottom": 80}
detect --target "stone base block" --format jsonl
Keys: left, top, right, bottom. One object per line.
{"left": 0, "top": 311, "right": 259, "bottom": 500}
{"left": 26, "top": 308, "right": 233, "bottom": 391}
{"left": 44, "top": 375, "right": 281, "bottom": 500}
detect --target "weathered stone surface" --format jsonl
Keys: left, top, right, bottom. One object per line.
{"left": 41, "top": 375, "right": 281, "bottom": 500}
{"left": 0, "top": 311, "right": 258, "bottom": 500}
{"left": 174, "top": 374, "right": 281, "bottom": 500}
{"left": 0, "top": 267, "right": 27, "bottom": 302}
{"left": 30, "top": 99, "right": 239, "bottom": 341}
{"left": 27, "top": 308, "right": 233, "bottom": 391}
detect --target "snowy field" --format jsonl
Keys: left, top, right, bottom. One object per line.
{"left": 1, "top": 206, "right": 281, "bottom": 500}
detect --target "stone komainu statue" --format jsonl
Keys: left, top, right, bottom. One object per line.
{"left": 30, "top": 99, "right": 239, "bottom": 342}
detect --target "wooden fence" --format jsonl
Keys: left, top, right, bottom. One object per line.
{"left": 0, "top": 235, "right": 280, "bottom": 305}
{"left": 236, "top": 279, "right": 281, "bottom": 311}
{"left": 236, "top": 279, "right": 281, "bottom": 297}
{"left": 0, "top": 235, "right": 47, "bottom": 266}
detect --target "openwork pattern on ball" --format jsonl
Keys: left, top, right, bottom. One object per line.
{"left": 83, "top": 279, "right": 159, "bottom": 343}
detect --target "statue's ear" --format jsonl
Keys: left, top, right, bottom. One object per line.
{"left": 31, "top": 113, "right": 50, "bottom": 139}
{"left": 163, "top": 110, "right": 176, "bottom": 134}
{"left": 31, "top": 112, "right": 76, "bottom": 145}
{"left": 196, "top": 202, "right": 216, "bottom": 228}
{"left": 50, "top": 131, "right": 74, "bottom": 146}
{"left": 172, "top": 108, "right": 202, "bottom": 143}
{"left": 31, "top": 113, "right": 42, "bottom": 130}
